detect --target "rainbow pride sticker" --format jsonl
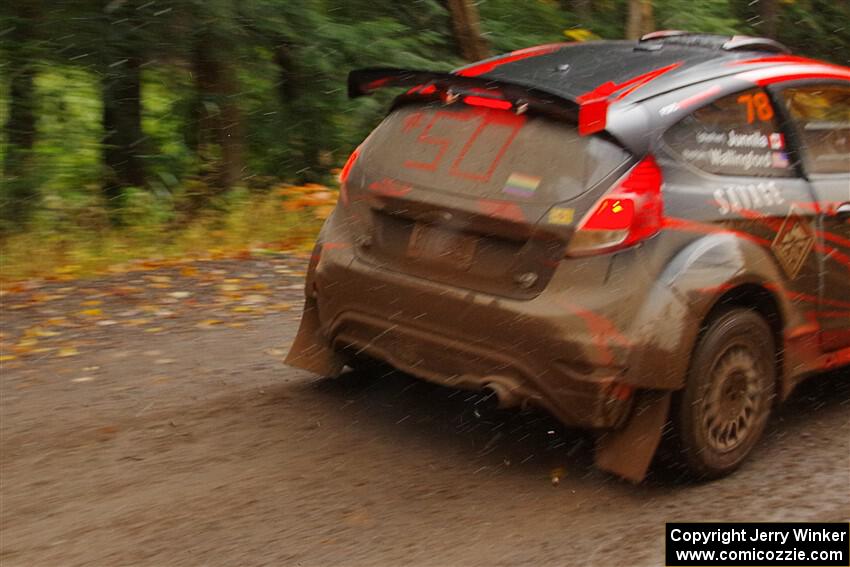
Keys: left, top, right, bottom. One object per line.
{"left": 503, "top": 173, "right": 541, "bottom": 198}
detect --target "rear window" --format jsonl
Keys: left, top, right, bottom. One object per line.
{"left": 663, "top": 87, "right": 794, "bottom": 177}
{"left": 361, "top": 103, "right": 629, "bottom": 204}
{"left": 780, "top": 84, "right": 850, "bottom": 175}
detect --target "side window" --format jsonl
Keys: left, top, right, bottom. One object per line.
{"left": 663, "top": 88, "right": 793, "bottom": 177}
{"left": 779, "top": 84, "right": 850, "bottom": 175}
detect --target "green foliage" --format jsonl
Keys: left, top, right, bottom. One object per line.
{"left": 655, "top": 0, "right": 741, "bottom": 35}
{"left": 478, "top": 0, "right": 574, "bottom": 50}
{"left": 732, "top": 0, "right": 850, "bottom": 65}
{"left": 31, "top": 69, "right": 103, "bottom": 197}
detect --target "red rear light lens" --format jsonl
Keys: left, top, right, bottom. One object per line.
{"left": 463, "top": 95, "right": 513, "bottom": 110}
{"left": 581, "top": 198, "right": 635, "bottom": 231}
{"left": 566, "top": 155, "right": 663, "bottom": 257}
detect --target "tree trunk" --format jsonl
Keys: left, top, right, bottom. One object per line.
{"left": 2, "top": 2, "right": 39, "bottom": 229}
{"left": 759, "top": 0, "right": 779, "bottom": 38}
{"left": 191, "top": 33, "right": 244, "bottom": 192}
{"left": 102, "top": 56, "right": 145, "bottom": 206}
{"left": 274, "top": 41, "right": 298, "bottom": 103}
{"left": 100, "top": 1, "right": 146, "bottom": 213}
{"left": 626, "top": 0, "right": 654, "bottom": 40}
{"left": 445, "top": 0, "right": 490, "bottom": 62}
{"left": 563, "top": 0, "right": 592, "bottom": 24}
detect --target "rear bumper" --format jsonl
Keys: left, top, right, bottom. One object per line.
{"left": 300, "top": 241, "right": 668, "bottom": 429}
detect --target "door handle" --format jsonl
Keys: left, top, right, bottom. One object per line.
{"left": 836, "top": 202, "right": 850, "bottom": 220}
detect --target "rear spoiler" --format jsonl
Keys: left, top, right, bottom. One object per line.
{"left": 348, "top": 67, "right": 582, "bottom": 126}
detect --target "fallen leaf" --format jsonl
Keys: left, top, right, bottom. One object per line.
{"left": 55, "top": 264, "right": 81, "bottom": 275}
{"left": 79, "top": 308, "right": 103, "bottom": 317}
{"left": 110, "top": 286, "right": 143, "bottom": 297}
{"left": 24, "top": 327, "right": 60, "bottom": 338}
{"left": 14, "top": 338, "right": 38, "bottom": 354}
{"left": 197, "top": 319, "right": 223, "bottom": 328}
{"left": 57, "top": 347, "right": 79, "bottom": 357}
{"left": 0, "top": 354, "right": 17, "bottom": 362}
{"left": 71, "top": 376, "right": 94, "bottom": 383}
{"left": 82, "top": 299, "right": 103, "bottom": 306}
{"left": 169, "top": 291, "right": 192, "bottom": 299}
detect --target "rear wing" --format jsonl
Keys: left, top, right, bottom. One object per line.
{"left": 348, "top": 67, "right": 580, "bottom": 125}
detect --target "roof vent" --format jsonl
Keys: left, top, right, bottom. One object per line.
{"left": 638, "top": 31, "right": 790, "bottom": 54}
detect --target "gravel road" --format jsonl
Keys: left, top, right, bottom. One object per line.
{"left": 1, "top": 256, "right": 848, "bottom": 566}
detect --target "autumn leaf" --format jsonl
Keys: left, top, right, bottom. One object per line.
{"left": 57, "top": 346, "right": 79, "bottom": 357}
{"left": 79, "top": 308, "right": 103, "bottom": 317}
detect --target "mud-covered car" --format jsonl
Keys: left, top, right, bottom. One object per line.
{"left": 287, "top": 32, "right": 850, "bottom": 480}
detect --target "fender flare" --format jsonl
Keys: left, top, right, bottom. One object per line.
{"left": 623, "top": 232, "right": 800, "bottom": 391}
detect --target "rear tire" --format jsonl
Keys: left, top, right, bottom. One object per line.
{"left": 675, "top": 308, "right": 776, "bottom": 479}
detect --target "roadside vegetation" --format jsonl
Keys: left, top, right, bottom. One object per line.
{"left": 2, "top": 0, "right": 848, "bottom": 281}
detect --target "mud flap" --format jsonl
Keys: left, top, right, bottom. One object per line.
{"left": 285, "top": 298, "right": 345, "bottom": 377}
{"left": 594, "top": 391, "right": 671, "bottom": 483}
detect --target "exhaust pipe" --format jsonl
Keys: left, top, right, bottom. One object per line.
{"left": 482, "top": 381, "right": 521, "bottom": 410}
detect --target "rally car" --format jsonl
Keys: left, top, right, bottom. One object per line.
{"left": 286, "top": 31, "right": 850, "bottom": 480}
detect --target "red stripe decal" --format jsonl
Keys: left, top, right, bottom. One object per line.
{"left": 456, "top": 44, "right": 566, "bottom": 78}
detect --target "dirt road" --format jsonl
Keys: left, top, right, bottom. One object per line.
{"left": 1, "top": 256, "right": 848, "bottom": 566}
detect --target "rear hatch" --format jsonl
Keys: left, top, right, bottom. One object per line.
{"left": 344, "top": 100, "right": 632, "bottom": 299}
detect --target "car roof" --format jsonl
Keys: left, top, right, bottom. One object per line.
{"left": 348, "top": 33, "right": 850, "bottom": 155}
{"left": 453, "top": 34, "right": 842, "bottom": 104}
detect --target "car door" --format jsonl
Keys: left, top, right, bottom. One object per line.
{"left": 774, "top": 82, "right": 850, "bottom": 352}
{"left": 660, "top": 86, "right": 822, "bottom": 319}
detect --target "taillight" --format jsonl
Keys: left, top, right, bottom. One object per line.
{"left": 463, "top": 95, "right": 513, "bottom": 110}
{"left": 566, "top": 155, "right": 663, "bottom": 256}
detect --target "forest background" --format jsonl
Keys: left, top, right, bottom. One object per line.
{"left": 2, "top": 0, "right": 848, "bottom": 279}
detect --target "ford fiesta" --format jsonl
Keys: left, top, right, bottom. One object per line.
{"left": 286, "top": 32, "right": 850, "bottom": 480}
